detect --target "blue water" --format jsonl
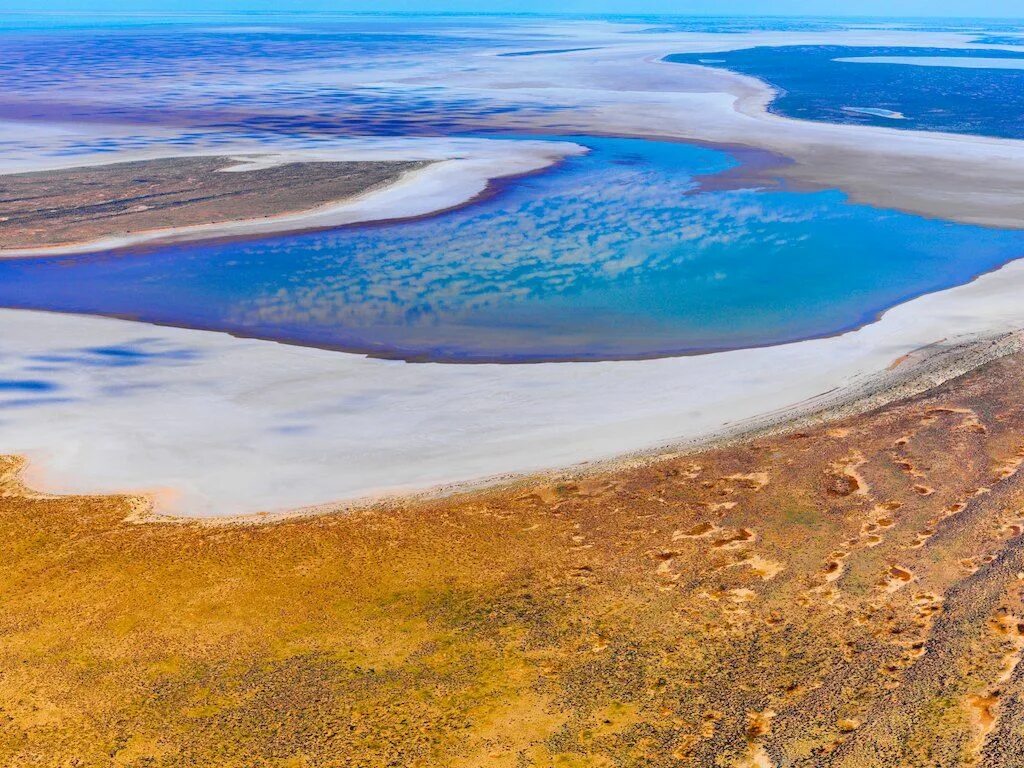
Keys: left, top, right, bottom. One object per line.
{"left": 0, "top": 20, "right": 562, "bottom": 140}
{"left": 667, "top": 46, "right": 1024, "bottom": 139}
{"left": 971, "top": 35, "right": 1024, "bottom": 46}
{"left": 5, "top": 19, "right": 1024, "bottom": 364}
{"left": 2, "top": 136, "right": 1024, "bottom": 362}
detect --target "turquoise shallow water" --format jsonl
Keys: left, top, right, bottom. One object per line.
{"left": 2, "top": 135, "right": 1024, "bottom": 362}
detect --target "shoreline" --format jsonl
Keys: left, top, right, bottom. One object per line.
{"left": 7, "top": 255, "right": 1018, "bottom": 366}
{"left": 438, "top": 33, "right": 1024, "bottom": 229}
{"left": 5, "top": 329, "right": 1019, "bottom": 529}
{"left": 138, "top": 331, "right": 1024, "bottom": 526}
{"left": 4, "top": 130, "right": 1019, "bottom": 368}
{"left": 8, "top": 238, "right": 1024, "bottom": 519}
{"left": 0, "top": 138, "right": 586, "bottom": 258}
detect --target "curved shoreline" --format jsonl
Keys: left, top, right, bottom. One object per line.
{"left": 142, "top": 331, "right": 1024, "bottom": 526}
{"left": 0, "top": 138, "right": 586, "bottom": 258}
{"left": 450, "top": 34, "right": 1024, "bottom": 229}
{"left": 5, "top": 132, "right": 1019, "bottom": 367}
{"left": 5, "top": 329, "right": 1015, "bottom": 528}
{"left": 8, "top": 238, "right": 1024, "bottom": 519}
{"left": 10, "top": 250, "right": 1020, "bottom": 366}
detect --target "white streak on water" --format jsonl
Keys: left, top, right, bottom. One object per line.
{"left": 835, "top": 56, "right": 1024, "bottom": 70}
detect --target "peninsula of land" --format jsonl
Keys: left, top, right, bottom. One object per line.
{"left": 0, "top": 156, "right": 428, "bottom": 250}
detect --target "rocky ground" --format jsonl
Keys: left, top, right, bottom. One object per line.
{"left": 4, "top": 349, "right": 1024, "bottom": 766}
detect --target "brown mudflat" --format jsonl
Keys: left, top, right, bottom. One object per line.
{"left": 0, "top": 156, "right": 427, "bottom": 250}
{"left": 6, "top": 352, "right": 1024, "bottom": 766}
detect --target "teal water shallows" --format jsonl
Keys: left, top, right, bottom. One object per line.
{"left": 1, "top": 136, "right": 1023, "bottom": 363}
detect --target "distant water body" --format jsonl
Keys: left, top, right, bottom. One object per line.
{"left": 667, "top": 46, "right": 1024, "bottom": 139}
{"left": 2, "top": 136, "right": 1024, "bottom": 363}
{"left": 5, "top": 22, "right": 1024, "bottom": 363}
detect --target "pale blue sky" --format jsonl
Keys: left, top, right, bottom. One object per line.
{"left": 6, "top": 1, "right": 1024, "bottom": 18}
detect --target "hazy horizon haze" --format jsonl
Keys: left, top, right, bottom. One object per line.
{"left": 5, "top": 2, "right": 1024, "bottom": 20}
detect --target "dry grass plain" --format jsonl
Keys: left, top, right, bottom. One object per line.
{"left": 6, "top": 352, "right": 1024, "bottom": 766}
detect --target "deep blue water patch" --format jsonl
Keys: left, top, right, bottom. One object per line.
{"left": 0, "top": 379, "right": 57, "bottom": 392}
{"left": 26, "top": 342, "right": 200, "bottom": 369}
{"left": 2, "top": 135, "right": 1023, "bottom": 363}
{"left": 667, "top": 46, "right": 1024, "bottom": 139}
{"left": 971, "top": 36, "right": 1024, "bottom": 46}
{"left": 499, "top": 47, "right": 599, "bottom": 57}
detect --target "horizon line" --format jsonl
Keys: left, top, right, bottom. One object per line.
{"left": 3, "top": 10, "right": 1024, "bottom": 21}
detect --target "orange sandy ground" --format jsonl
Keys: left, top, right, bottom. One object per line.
{"left": 5, "top": 354, "right": 1024, "bottom": 766}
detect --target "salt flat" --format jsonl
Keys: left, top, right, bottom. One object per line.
{"left": 4, "top": 243, "right": 1024, "bottom": 516}
{"left": 5, "top": 23, "right": 1024, "bottom": 516}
